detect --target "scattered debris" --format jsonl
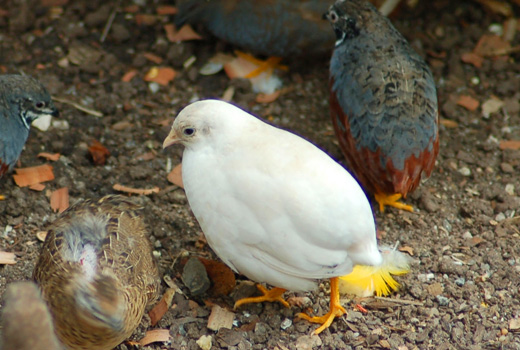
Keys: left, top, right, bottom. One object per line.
{"left": 49, "top": 187, "right": 69, "bottom": 213}
{"left": 207, "top": 305, "right": 235, "bottom": 331}
{"left": 138, "top": 329, "right": 171, "bottom": 347}
{"left": 0, "top": 251, "right": 16, "bottom": 265}
{"left": 13, "top": 164, "right": 55, "bottom": 188}
{"left": 112, "top": 184, "right": 160, "bottom": 195}
{"left": 167, "top": 163, "right": 183, "bottom": 188}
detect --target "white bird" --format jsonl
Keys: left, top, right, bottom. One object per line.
{"left": 163, "top": 99, "right": 409, "bottom": 334}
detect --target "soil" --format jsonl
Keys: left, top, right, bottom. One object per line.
{"left": 1, "top": 0, "right": 520, "bottom": 349}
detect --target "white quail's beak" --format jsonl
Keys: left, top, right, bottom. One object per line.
{"left": 163, "top": 129, "right": 180, "bottom": 149}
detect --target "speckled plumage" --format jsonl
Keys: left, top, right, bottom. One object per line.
{"left": 33, "top": 195, "right": 160, "bottom": 350}
{"left": 327, "top": 0, "right": 439, "bottom": 200}
{"left": 0, "top": 74, "right": 59, "bottom": 177}
{"left": 175, "top": 0, "right": 335, "bottom": 57}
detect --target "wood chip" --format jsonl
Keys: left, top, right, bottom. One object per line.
{"left": 165, "top": 24, "right": 202, "bottom": 42}
{"left": 113, "top": 184, "right": 160, "bottom": 195}
{"left": 0, "top": 251, "right": 16, "bottom": 265}
{"left": 440, "top": 118, "right": 459, "bottom": 128}
{"left": 144, "top": 67, "right": 177, "bottom": 86}
{"left": 36, "top": 231, "right": 48, "bottom": 242}
{"left": 156, "top": 5, "right": 178, "bottom": 15}
{"left": 456, "top": 95, "right": 480, "bottom": 111}
{"left": 50, "top": 187, "right": 69, "bottom": 213}
{"left": 138, "top": 329, "right": 170, "bottom": 346}
{"left": 398, "top": 245, "right": 414, "bottom": 256}
{"left": 29, "top": 183, "right": 46, "bottom": 191}
{"left": 144, "top": 52, "right": 163, "bottom": 64}
{"left": 13, "top": 164, "right": 55, "bottom": 187}
{"left": 37, "top": 152, "right": 60, "bottom": 161}
{"left": 121, "top": 69, "right": 138, "bottom": 82}
{"left": 149, "top": 288, "right": 176, "bottom": 326}
{"left": 499, "top": 140, "right": 520, "bottom": 150}
{"left": 207, "top": 304, "right": 235, "bottom": 331}
{"left": 167, "top": 163, "right": 183, "bottom": 188}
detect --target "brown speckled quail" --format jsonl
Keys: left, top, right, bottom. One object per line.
{"left": 33, "top": 195, "right": 160, "bottom": 350}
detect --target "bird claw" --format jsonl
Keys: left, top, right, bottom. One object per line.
{"left": 234, "top": 285, "right": 289, "bottom": 309}
{"left": 375, "top": 192, "right": 414, "bottom": 212}
{"left": 296, "top": 304, "right": 347, "bottom": 335}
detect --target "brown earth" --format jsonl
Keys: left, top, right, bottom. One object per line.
{"left": 1, "top": 0, "right": 520, "bottom": 349}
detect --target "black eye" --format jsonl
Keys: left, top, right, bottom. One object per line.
{"left": 183, "top": 128, "right": 195, "bottom": 136}
{"left": 329, "top": 11, "right": 338, "bottom": 23}
{"left": 35, "top": 101, "right": 45, "bottom": 109}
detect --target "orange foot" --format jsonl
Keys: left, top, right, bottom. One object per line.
{"left": 234, "top": 285, "right": 289, "bottom": 309}
{"left": 0, "top": 195, "right": 5, "bottom": 200}
{"left": 297, "top": 277, "right": 346, "bottom": 335}
{"left": 235, "top": 51, "right": 288, "bottom": 78}
{"left": 374, "top": 192, "right": 413, "bottom": 212}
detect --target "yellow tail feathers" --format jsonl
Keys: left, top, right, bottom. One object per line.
{"left": 339, "top": 247, "right": 411, "bottom": 297}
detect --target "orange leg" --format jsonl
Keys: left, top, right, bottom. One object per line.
{"left": 234, "top": 285, "right": 289, "bottom": 309}
{"left": 297, "top": 277, "right": 347, "bottom": 335}
{"left": 374, "top": 192, "right": 413, "bottom": 212}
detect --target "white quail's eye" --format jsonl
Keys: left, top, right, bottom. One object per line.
{"left": 183, "top": 127, "right": 195, "bottom": 136}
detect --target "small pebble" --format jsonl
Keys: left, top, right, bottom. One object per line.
{"left": 505, "top": 184, "right": 515, "bottom": 196}
{"left": 495, "top": 213, "right": 506, "bottom": 222}
{"left": 458, "top": 167, "right": 471, "bottom": 176}
{"left": 436, "top": 295, "right": 450, "bottom": 306}
{"left": 500, "top": 163, "right": 514, "bottom": 173}
{"left": 462, "top": 231, "right": 473, "bottom": 239}
{"left": 280, "top": 318, "right": 292, "bottom": 330}
{"left": 455, "top": 277, "right": 466, "bottom": 286}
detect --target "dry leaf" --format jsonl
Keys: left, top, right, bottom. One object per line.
{"left": 138, "top": 329, "right": 170, "bottom": 346}
{"left": 207, "top": 305, "right": 235, "bottom": 331}
{"left": 121, "top": 70, "right": 138, "bottom": 82}
{"left": 499, "top": 140, "right": 520, "bottom": 150}
{"left": 0, "top": 251, "right": 16, "bottom": 265}
{"left": 144, "top": 67, "right": 177, "bottom": 86}
{"left": 473, "top": 34, "right": 511, "bottom": 57}
{"left": 50, "top": 187, "right": 69, "bottom": 213}
{"left": 456, "top": 95, "right": 480, "bottom": 111}
{"left": 460, "top": 52, "right": 484, "bottom": 68}
{"left": 198, "top": 257, "right": 236, "bottom": 296}
{"left": 113, "top": 184, "right": 160, "bottom": 195}
{"left": 88, "top": 140, "right": 110, "bottom": 165}
{"left": 13, "top": 164, "right": 55, "bottom": 187}
{"left": 135, "top": 14, "right": 158, "bottom": 26}
{"left": 165, "top": 24, "right": 202, "bottom": 42}
{"left": 167, "top": 163, "right": 183, "bottom": 188}
{"left": 156, "top": 5, "right": 178, "bottom": 15}
{"left": 37, "top": 152, "right": 60, "bottom": 161}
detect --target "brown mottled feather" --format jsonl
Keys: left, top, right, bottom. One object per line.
{"left": 33, "top": 195, "right": 160, "bottom": 350}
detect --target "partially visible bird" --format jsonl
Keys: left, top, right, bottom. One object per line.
{"left": 163, "top": 100, "right": 409, "bottom": 335}
{"left": 0, "top": 281, "right": 63, "bottom": 350}
{"left": 175, "top": 0, "right": 335, "bottom": 58}
{"left": 33, "top": 195, "right": 160, "bottom": 350}
{"left": 326, "top": 0, "right": 439, "bottom": 212}
{"left": 0, "top": 74, "right": 59, "bottom": 179}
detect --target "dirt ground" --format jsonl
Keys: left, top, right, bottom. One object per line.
{"left": 1, "top": 0, "right": 520, "bottom": 349}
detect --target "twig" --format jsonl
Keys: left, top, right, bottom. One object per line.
{"left": 100, "top": 2, "right": 120, "bottom": 43}
{"left": 52, "top": 97, "right": 103, "bottom": 117}
{"left": 374, "top": 296, "right": 424, "bottom": 306}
